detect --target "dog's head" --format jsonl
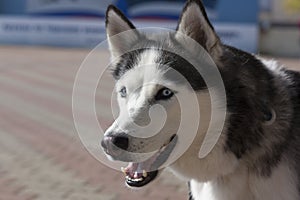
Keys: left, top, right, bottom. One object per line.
{"left": 101, "top": 0, "right": 223, "bottom": 188}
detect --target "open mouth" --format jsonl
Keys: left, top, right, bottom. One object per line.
{"left": 121, "top": 134, "right": 177, "bottom": 187}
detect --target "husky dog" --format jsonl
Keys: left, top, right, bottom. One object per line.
{"left": 101, "top": 0, "right": 300, "bottom": 199}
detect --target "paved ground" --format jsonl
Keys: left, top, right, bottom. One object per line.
{"left": 0, "top": 46, "right": 299, "bottom": 200}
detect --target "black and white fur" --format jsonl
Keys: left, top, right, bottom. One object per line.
{"left": 102, "top": 0, "right": 300, "bottom": 199}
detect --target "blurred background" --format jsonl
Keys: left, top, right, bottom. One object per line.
{"left": 0, "top": 1, "right": 299, "bottom": 200}
{"left": 0, "top": 0, "right": 299, "bottom": 55}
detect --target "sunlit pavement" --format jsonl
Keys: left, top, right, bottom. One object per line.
{"left": 0, "top": 46, "right": 298, "bottom": 200}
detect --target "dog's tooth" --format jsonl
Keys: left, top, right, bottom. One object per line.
{"left": 121, "top": 167, "right": 127, "bottom": 175}
{"left": 143, "top": 170, "right": 147, "bottom": 177}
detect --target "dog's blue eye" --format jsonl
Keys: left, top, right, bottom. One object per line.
{"left": 155, "top": 88, "right": 174, "bottom": 100}
{"left": 120, "top": 87, "right": 127, "bottom": 98}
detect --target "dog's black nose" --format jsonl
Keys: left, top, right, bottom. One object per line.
{"left": 111, "top": 135, "right": 129, "bottom": 150}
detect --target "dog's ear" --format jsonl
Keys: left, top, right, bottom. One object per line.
{"left": 175, "top": 0, "right": 222, "bottom": 58}
{"left": 106, "top": 5, "right": 140, "bottom": 59}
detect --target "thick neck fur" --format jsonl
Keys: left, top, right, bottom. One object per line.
{"left": 187, "top": 45, "right": 300, "bottom": 200}
{"left": 220, "top": 45, "right": 294, "bottom": 176}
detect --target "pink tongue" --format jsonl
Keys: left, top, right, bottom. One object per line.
{"left": 125, "top": 152, "right": 159, "bottom": 178}
{"left": 124, "top": 163, "right": 141, "bottom": 179}
{"left": 126, "top": 163, "right": 139, "bottom": 177}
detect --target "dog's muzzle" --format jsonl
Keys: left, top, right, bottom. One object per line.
{"left": 101, "top": 134, "right": 178, "bottom": 187}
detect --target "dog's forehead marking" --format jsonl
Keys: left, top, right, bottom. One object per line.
{"left": 137, "top": 49, "right": 158, "bottom": 68}
{"left": 116, "top": 50, "right": 167, "bottom": 121}
{"left": 117, "top": 49, "right": 168, "bottom": 91}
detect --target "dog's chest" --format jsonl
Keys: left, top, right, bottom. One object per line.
{"left": 189, "top": 179, "right": 252, "bottom": 200}
{"left": 189, "top": 161, "right": 299, "bottom": 200}
{"left": 189, "top": 181, "right": 216, "bottom": 200}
